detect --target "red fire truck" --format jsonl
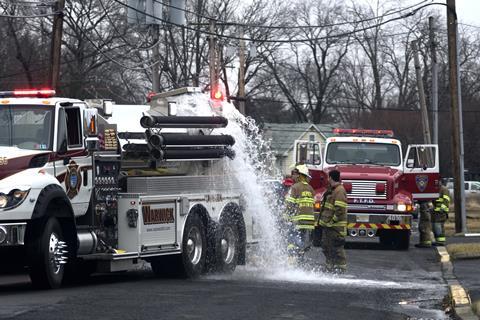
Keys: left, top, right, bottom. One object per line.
{"left": 294, "top": 128, "right": 439, "bottom": 249}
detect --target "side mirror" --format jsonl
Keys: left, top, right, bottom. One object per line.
{"left": 406, "top": 159, "right": 414, "bottom": 168}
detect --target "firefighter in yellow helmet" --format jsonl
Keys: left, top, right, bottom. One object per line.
{"left": 431, "top": 178, "right": 451, "bottom": 246}
{"left": 284, "top": 164, "right": 315, "bottom": 259}
{"left": 317, "top": 169, "right": 348, "bottom": 273}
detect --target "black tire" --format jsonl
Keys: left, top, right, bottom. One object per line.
{"left": 180, "top": 214, "right": 207, "bottom": 277}
{"left": 28, "top": 218, "right": 68, "bottom": 289}
{"left": 214, "top": 220, "right": 240, "bottom": 273}
{"left": 151, "top": 214, "right": 206, "bottom": 278}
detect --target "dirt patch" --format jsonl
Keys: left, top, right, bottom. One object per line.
{"left": 446, "top": 243, "right": 480, "bottom": 260}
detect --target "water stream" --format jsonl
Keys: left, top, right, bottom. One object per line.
{"left": 167, "top": 92, "right": 449, "bottom": 319}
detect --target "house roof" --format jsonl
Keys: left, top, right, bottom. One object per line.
{"left": 262, "top": 123, "right": 334, "bottom": 156}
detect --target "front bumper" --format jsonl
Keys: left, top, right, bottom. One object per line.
{"left": 347, "top": 213, "right": 412, "bottom": 237}
{"left": 0, "top": 223, "right": 26, "bottom": 246}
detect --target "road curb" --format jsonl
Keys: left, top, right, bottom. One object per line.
{"left": 436, "top": 246, "right": 478, "bottom": 320}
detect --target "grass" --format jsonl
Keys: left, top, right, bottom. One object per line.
{"left": 445, "top": 243, "right": 480, "bottom": 260}
{"left": 445, "top": 209, "right": 480, "bottom": 236}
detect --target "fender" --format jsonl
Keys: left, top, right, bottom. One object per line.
{"left": 31, "top": 184, "right": 75, "bottom": 220}
{"left": 27, "top": 184, "right": 78, "bottom": 255}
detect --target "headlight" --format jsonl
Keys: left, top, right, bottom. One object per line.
{"left": 0, "top": 188, "right": 30, "bottom": 210}
{"left": 394, "top": 203, "right": 412, "bottom": 212}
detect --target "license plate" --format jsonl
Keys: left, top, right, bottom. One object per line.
{"left": 387, "top": 215, "right": 402, "bottom": 223}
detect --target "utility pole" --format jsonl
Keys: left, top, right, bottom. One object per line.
{"left": 411, "top": 40, "right": 431, "bottom": 145}
{"left": 446, "top": 0, "right": 466, "bottom": 233}
{"left": 49, "top": 0, "right": 65, "bottom": 91}
{"left": 209, "top": 20, "right": 217, "bottom": 92}
{"left": 238, "top": 27, "right": 246, "bottom": 115}
{"left": 429, "top": 17, "right": 439, "bottom": 145}
{"left": 152, "top": 25, "right": 160, "bottom": 93}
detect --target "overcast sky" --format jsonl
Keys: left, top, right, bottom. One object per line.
{"left": 360, "top": 0, "right": 479, "bottom": 26}
{"left": 456, "top": 0, "right": 479, "bottom": 24}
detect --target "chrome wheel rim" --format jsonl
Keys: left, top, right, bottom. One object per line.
{"left": 186, "top": 226, "right": 202, "bottom": 266}
{"left": 48, "top": 233, "right": 67, "bottom": 274}
{"left": 221, "top": 226, "right": 236, "bottom": 265}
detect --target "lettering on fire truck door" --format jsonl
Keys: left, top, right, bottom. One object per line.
{"left": 140, "top": 201, "right": 177, "bottom": 248}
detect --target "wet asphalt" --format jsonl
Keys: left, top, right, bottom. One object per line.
{"left": 0, "top": 231, "right": 451, "bottom": 320}
{"left": 446, "top": 235, "right": 480, "bottom": 305}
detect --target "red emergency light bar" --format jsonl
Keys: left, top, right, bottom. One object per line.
{"left": 332, "top": 128, "right": 394, "bottom": 137}
{"left": 0, "top": 89, "right": 56, "bottom": 98}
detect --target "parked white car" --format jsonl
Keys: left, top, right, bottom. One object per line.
{"left": 446, "top": 180, "right": 480, "bottom": 194}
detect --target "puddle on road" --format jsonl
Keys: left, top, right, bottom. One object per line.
{"left": 205, "top": 265, "right": 439, "bottom": 290}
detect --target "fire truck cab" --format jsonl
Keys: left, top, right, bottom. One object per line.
{"left": 0, "top": 88, "right": 252, "bottom": 289}
{"left": 294, "top": 128, "right": 439, "bottom": 249}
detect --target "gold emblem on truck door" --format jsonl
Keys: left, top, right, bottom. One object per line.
{"left": 0, "top": 157, "right": 7, "bottom": 165}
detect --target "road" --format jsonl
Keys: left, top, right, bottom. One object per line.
{"left": 0, "top": 235, "right": 450, "bottom": 320}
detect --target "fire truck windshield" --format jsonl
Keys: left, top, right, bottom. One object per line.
{"left": 326, "top": 142, "right": 401, "bottom": 166}
{"left": 0, "top": 105, "right": 54, "bottom": 150}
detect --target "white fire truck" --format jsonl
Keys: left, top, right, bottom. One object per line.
{"left": 0, "top": 88, "right": 254, "bottom": 289}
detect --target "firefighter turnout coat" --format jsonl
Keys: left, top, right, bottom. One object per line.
{"left": 317, "top": 184, "right": 348, "bottom": 236}
{"left": 285, "top": 181, "right": 315, "bottom": 230}
{"left": 431, "top": 185, "right": 451, "bottom": 223}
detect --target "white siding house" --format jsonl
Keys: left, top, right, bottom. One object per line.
{"left": 262, "top": 123, "right": 334, "bottom": 175}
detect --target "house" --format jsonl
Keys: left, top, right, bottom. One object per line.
{"left": 262, "top": 123, "right": 335, "bottom": 175}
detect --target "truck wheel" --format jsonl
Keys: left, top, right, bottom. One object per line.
{"left": 28, "top": 218, "right": 68, "bottom": 289}
{"left": 180, "top": 214, "right": 206, "bottom": 278}
{"left": 215, "top": 220, "right": 239, "bottom": 273}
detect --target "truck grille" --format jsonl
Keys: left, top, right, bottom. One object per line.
{"left": 343, "top": 180, "right": 387, "bottom": 199}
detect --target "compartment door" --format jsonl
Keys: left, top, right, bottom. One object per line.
{"left": 403, "top": 144, "right": 440, "bottom": 201}
{"left": 139, "top": 199, "right": 178, "bottom": 250}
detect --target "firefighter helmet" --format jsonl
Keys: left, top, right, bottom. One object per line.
{"left": 295, "top": 164, "right": 311, "bottom": 179}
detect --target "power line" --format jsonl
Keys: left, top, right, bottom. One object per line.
{"left": 112, "top": 0, "right": 446, "bottom": 44}
{"left": 63, "top": 10, "right": 160, "bottom": 71}
{"left": 248, "top": 97, "right": 480, "bottom": 113}
{"left": 152, "top": 0, "right": 431, "bottom": 30}
{"left": 98, "top": 0, "right": 160, "bottom": 52}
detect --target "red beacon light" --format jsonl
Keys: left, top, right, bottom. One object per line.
{"left": 210, "top": 85, "right": 225, "bottom": 101}
{"left": 333, "top": 128, "right": 394, "bottom": 138}
{"left": 13, "top": 88, "right": 56, "bottom": 98}
{"left": 146, "top": 91, "right": 156, "bottom": 103}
